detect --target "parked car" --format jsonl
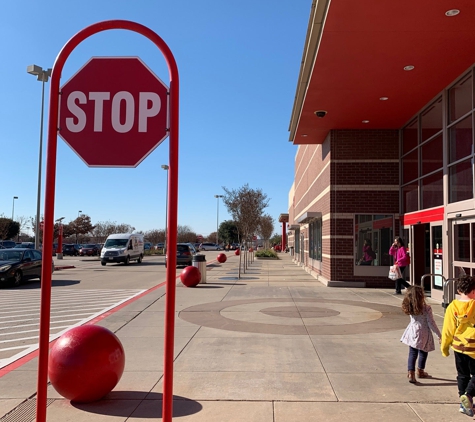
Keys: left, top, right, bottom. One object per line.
{"left": 0, "top": 248, "right": 53, "bottom": 287}
{"left": 199, "top": 242, "right": 221, "bottom": 251}
{"left": 0, "top": 240, "right": 16, "bottom": 249}
{"left": 155, "top": 243, "right": 164, "bottom": 250}
{"left": 63, "top": 244, "right": 82, "bottom": 256}
{"left": 144, "top": 242, "right": 152, "bottom": 250}
{"left": 165, "top": 243, "right": 197, "bottom": 268}
{"left": 79, "top": 244, "right": 99, "bottom": 256}
{"left": 14, "top": 242, "right": 35, "bottom": 249}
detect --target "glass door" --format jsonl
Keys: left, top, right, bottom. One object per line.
{"left": 451, "top": 218, "right": 475, "bottom": 278}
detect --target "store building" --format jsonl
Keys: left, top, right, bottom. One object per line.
{"left": 287, "top": 0, "right": 475, "bottom": 301}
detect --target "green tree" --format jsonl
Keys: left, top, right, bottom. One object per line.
{"left": 269, "top": 233, "right": 282, "bottom": 246}
{"left": 0, "top": 218, "right": 19, "bottom": 240}
{"left": 218, "top": 220, "right": 240, "bottom": 245}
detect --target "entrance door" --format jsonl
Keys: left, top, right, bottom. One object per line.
{"left": 451, "top": 218, "right": 475, "bottom": 278}
{"left": 409, "top": 224, "right": 429, "bottom": 289}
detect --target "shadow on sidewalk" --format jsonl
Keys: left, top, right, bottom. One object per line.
{"left": 71, "top": 392, "right": 202, "bottom": 418}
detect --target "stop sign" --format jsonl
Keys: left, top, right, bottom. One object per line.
{"left": 59, "top": 57, "right": 169, "bottom": 167}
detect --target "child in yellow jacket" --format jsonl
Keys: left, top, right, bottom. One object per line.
{"left": 441, "top": 276, "right": 475, "bottom": 416}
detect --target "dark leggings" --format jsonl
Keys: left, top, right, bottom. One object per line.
{"left": 395, "top": 266, "right": 410, "bottom": 292}
{"left": 455, "top": 352, "right": 475, "bottom": 397}
{"left": 408, "top": 346, "right": 428, "bottom": 371}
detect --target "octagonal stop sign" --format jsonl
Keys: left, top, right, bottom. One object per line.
{"left": 59, "top": 57, "right": 169, "bottom": 167}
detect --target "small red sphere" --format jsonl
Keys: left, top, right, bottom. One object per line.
{"left": 217, "top": 253, "right": 227, "bottom": 263}
{"left": 249, "top": 247, "right": 253, "bottom": 252}
{"left": 49, "top": 325, "right": 125, "bottom": 403}
{"left": 235, "top": 249, "right": 240, "bottom": 256}
{"left": 180, "top": 265, "right": 201, "bottom": 287}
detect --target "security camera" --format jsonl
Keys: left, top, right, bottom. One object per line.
{"left": 315, "top": 110, "right": 327, "bottom": 118}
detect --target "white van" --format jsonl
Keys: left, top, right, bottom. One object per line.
{"left": 100, "top": 233, "right": 144, "bottom": 266}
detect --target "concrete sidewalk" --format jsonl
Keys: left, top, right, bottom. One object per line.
{"left": 0, "top": 252, "right": 463, "bottom": 421}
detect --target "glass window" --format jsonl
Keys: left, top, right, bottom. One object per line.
{"left": 449, "top": 158, "right": 473, "bottom": 203}
{"left": 294, "top": 229, "right": 300, "bottom": 254}
{"left": 421, "top": 98, "right": 442, "bottom": 142}
{"left": 432, "top": 225, "right": 443, "bottom": 290}
{"left": 355, "top": 214, "right": 393, "bottom": 267}
{"left": 402, "top": 119, "right": 418, "bottom": 155}
{"left": 402, "top": 149, "right": 418, "bottom": 184}
{"left": 454, "top": 223, "right": 470, "bottom": 262}
{"left": 421, "top": 171, "right": 443, "bottom": 209}
{"left": 448, "top": 116, "right": 473, "bottom": 164}
{"left": 309, "top": 218, "right": 321, "bottom": 261}
{"left": 421, "top": 134, "right": 443, "bottom": 176}
{"left": 403, "top": 182, "right": 418, "bottom": 213}
{"left": 449, "top": 74, "right": 472, "bottom": 123}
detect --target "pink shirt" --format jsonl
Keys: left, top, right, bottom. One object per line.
{"left": 389, "top": 245, "right": 410, "bottom": 267}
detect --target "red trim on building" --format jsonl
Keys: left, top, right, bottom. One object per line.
{"left": 400, "top": 207, "right": 444, "bottom": 226}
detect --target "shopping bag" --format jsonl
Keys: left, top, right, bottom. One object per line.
{"left": 388, "top": 265, "right": 401, "bottom": 280}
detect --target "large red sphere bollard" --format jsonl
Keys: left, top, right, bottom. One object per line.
{"left": 180, "top": 265, "right": 201, "bottom": 287}
{"left": 217, "top": 253, "right": 227, "bottom": 263}
{"left": 249, "top": 247, "right": 253, "bottom": 252}
{"left": 235, "top": 248, "right": 240, "bottom": 256}
{"left": 48, "top": 325, "right": 125, "bottom": 403}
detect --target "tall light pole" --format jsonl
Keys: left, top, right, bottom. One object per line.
{"left": 12, "top": 196, "right": 18, "bottom": 221}
{"left": 161, "top": 165, "right": 169, "bottom": 253}
{"left": 76, "top": 210, "right": 82, "bottom": 244}
{"left": 56, "top": 217, "right": 65, "bottom": 259}
{"left": 28, "top": 65, "right": 51, "bottom": 250}
{"left": 214, "top": 195, "right": 223, "bottom": 245}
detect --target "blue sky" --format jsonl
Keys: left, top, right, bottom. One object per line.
{"left": 1, "top": 1, "right": 309, "bottom": 237}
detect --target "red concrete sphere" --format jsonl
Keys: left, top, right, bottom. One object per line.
{"left": 180, "top": 265, "right": 201, "bottom": 287}
{"left": 235, "top": 248, "right": 240, "bottom": 256}
{"left": 49, "top": 325, "right": 125, "bottom": 403}
{"left": 217, "top": 253, "right": 227, "bottom": 263}
{"left": 249, "top": 247, "right": 253, "bottom": 252}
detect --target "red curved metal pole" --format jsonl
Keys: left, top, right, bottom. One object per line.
{"left": 36, "top": 20, "right": 179, "bottom": 422}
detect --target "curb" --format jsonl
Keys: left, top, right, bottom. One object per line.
{"left": 54, "top": 266, "right": 76, "bottom": 270}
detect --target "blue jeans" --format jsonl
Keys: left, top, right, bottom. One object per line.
{"left": 408, "top": 346, "right": 428, "bottom": 371}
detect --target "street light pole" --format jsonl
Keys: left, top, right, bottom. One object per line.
{"left": 56, "top": 217, "right": 65, "bottom": 259}
{"left": 161, "top": 165, "right": 169, "bottom": 253}
{"left": 76, "top": 210, "right": 82, "bottom": 244}
{"left": 12, "top": 196, "right": 18, "bottom": 221}
{"left": 214, "top": 195, "right": 223, "bottom": 245}
{"left": 28, "top": 65, "right": 51, "bottom": 250}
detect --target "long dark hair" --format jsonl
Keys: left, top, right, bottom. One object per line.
{"left": 402, "top": 286, "right": 425, "bottom": 316}
{"left": 395, "top": 236, "right": 405, "bottom": 247}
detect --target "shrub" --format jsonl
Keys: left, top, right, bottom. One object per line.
{"left": 255, "top": 248, "right": 278, "bottom": 258}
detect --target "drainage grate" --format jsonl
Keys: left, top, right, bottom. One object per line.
{"left": 0, "top": 399, "right": 54, "bottom": 422}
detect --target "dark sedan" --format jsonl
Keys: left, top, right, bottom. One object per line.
{"left": 0, "top": 248, "right": 51, "bottom": 287}
{"left": 79, "top": 244, "right": 99, "bottom": 256}
{"left": 165, "top": 243, "right": 197, "bottom": 268}
{"left": 63, "top": 244, "right": 81, "bottom": 256}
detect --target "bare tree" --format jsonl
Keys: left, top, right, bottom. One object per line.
{"left": 144, "top": 229, "right": 164, "bottom": 245}
{"left": 222, "top": 184, "right": 269, "bottom": 244}
{"left": 257, "top": 214, "right": 274, "bottom": 248}
{"left": 177, "top": 225, "right": 197, "bottom": 243}
{"left": 91, "top": 221, "right": 135, "bottom": 243}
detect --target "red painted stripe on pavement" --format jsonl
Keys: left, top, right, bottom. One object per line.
{"left": 0, "top": 280, "right": 167, "bottom": 378}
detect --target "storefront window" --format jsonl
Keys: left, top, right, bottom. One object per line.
{"left": 449, "top": 74, "right": 472, "bottom": 124}
{"left": 402, "top": 149, "right": 419, "bottom": 184}
{"left": 448, "top": 116, "right": 473, "bottom": 164}
{"left": 355, "top": 215, "right": 393, "bottom": 266}
{"left": 421, "top": 171, "right": 443, "bottom": 209}
{"left": 421, "top": 134, "right": 443, "bottom": 175}
{"left": 309, "top": 218, "right": 321, "bottom": 261}
{"left": 402, "top": 119, "right": 418, "bottom": 155}
{"left": 421, "top": 98, "right": 442, "bottom": 142}
{"left": 403, "top": 182, "right": 419, "bottom": 213}
{"left": 449, "top": 158, "right": 473, "bottom": 203}
{"left": 454, "top": 223, "right": 470, "bottom": 262}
